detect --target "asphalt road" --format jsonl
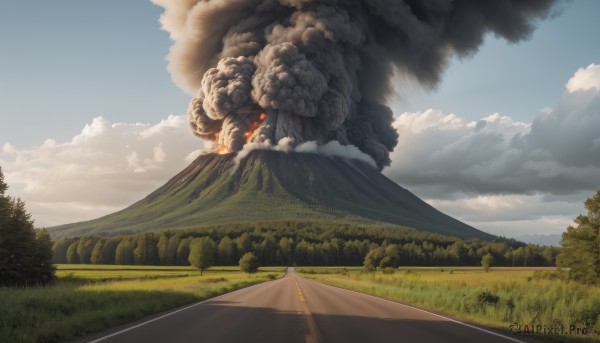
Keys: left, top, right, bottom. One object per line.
{"left": 82, "top": 268, "right": 521, "bottom": 343}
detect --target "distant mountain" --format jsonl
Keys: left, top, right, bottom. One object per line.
{"left": 49, "top": 150, "right": 493, "bottom": 240}
{"left": 515, "top": 234, "right": 562, "bottom": 247}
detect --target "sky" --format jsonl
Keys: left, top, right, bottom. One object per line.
{"left": 1, "top": 0, "right": 599, "bottom": 239}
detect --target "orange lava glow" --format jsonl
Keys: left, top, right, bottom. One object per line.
{"left": 216, "top": 145, "right": 232, "bottom": 154}
{"left": 244, "top": 112, "right": 267, "bottom": 144}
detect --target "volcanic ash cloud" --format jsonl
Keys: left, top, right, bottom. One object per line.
{"left": 153, "top": 0, "right": 556, "bottom": 170}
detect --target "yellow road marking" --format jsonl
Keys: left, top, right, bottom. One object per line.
{"left": 295, "top": 280, "right": 322, "bottom": 343}
{"left": 295, "top": 281, "right": 305, "bottom": 302}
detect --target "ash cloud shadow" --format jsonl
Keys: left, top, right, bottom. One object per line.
{"left": 82, "top": 300, "right": 539, "bottom": 343}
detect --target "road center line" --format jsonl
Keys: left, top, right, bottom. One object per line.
{"left": 295, "top": 279, "right": 323, "bottom": 343}
{"left": 295, "top": 281, "right": 306, "bottom": 302}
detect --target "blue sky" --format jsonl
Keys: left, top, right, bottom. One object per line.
{"left": 0, "top": 1, "right": 599, "bottom": 238}
{"left": 0, "top": 1, "right": 187, "bottom": 146}
{"left": 392, "top": 0, "right": 600, "bottom": 121}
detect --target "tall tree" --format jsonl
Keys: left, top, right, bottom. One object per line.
{"left": 189, "top": 237, "right": 215, "bottom": 275}
{"left": 166, "top": 235, "right": 181, "bottom": 265}
{"left": 33, "top": 229, "right": 56, "bottom": 282}
{"left": 557, "top": 190, "right": 600, "bottom": 283}
{"left": 294, "top": 240, "right": 310, "bottom": 266}
{"left": 133, "top": 233, "right": 159, "bottom": 265}
{"left": 236, "top": 232, "right": 251, "bottom": 256}
{"left": 176, "top": 238, "right": 192, "bottom": 265}
{"left": 90, "top": 239, "right": 105, "bottom": 264}
{"left": 66, "top": 240, "right": 80, "bottom": 264}
{"left": 218, "top": 236, "right": 235, "bottom": 265}
{"left": 157, "top": 233, "right": 170, "bottom": 265}
{"left": 52, "top": 238, "right": 76, "bottom": 264}
{"left": 76, "top": 237, "right": 97, "bottom": 264}
{"left": 279, "top": 237, "right": 292, "bottom": 266}
{"left": 101, "top": 238, "right": 120, "bottom": 265}
{"left": 259, "top": 234, "right": 277, "bottom": 265}
{"left": 115, "top": 240, "right": 134, "bottom": 265}
{"left": 0, "top": 167, "right": 55, "bottom": 285}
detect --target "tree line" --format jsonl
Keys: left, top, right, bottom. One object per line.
{"left": 52, "top": 223, "right": 559, "bottom": 267}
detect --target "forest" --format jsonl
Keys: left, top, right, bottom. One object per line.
{"left": 52, "top": 223, "right": 559, "bottom": 267}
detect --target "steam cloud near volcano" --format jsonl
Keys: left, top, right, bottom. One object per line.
{"left": 152, "top": 0, "right": 556, "bottom": 169}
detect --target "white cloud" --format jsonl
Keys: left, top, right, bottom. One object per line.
{"left": 424, "top": 193, "right": 585, "bottom": 237}
{"left": 385, "top": 64, "right": 600, "bottom": 236}
{"left": 230, "top": 138, "right": 377, "bottom": 172}
{"left": 566, "top": 63, "right": 600, "bottom": 93}
{"left": 0, "top": 115, "right": 203, "bottom": 227}
{"left": 387, "top": 84, "right": 600, "bottom": 196}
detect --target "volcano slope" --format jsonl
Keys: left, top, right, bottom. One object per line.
{"left": 49, "top": 150, "right": 492, "bottom": 240}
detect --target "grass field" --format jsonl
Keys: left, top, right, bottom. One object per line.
{"left": 298, "top": 267, "right": 600, "bottom": 342}
{"left": 0, "top": 264, "right": 285, "bottom": 343}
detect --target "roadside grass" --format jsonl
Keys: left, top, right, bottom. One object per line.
{"left": 1, "top": 265, "right": 285, "bottom": 343}
{"left": 298, "top": 267, "right": 600, "bottom": 342}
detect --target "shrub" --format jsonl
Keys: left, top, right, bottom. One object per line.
{"left": 463, "top": 288, "right": 499, "bottom": 312}
{"left": 239, "top": 252, "right": 259, "bottom": 275}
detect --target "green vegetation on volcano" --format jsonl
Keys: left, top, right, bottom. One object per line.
{"left": 50, "top": 150, "right": 492, "bottom": 240}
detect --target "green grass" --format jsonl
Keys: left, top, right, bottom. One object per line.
{"left": 0, "top": 264, "right": 285, "bottom": 343}
{"left": 298, "top": 267, "right": 600, "bottom": 342}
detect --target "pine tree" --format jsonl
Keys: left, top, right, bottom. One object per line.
{"left": 32, "top": 229, "right": 56, "bottom": 282}
{"left": 0, "top": 167, "right": 55, "bottom": 286}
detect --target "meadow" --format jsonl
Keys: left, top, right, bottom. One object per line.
{"left": 298, "top": 267, "right": 600, "bottom": 342}
{"left": 0, "top": 264, "right": 284, "bottom": 343}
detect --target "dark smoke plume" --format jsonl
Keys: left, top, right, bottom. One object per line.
{"left": 153, "top": 0, "right": 556, "bottom": 169}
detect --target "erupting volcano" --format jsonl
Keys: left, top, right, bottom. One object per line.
{"left": 49, "top": 0, "right": 556, "bottom": 239}
{"left": 49, "top": 150, "right": 494, "bottom": 239}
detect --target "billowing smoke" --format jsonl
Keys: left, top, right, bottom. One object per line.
{"left": 153, "top": 0, "right": 556, "bottom": 170}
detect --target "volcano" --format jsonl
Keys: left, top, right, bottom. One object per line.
{"left": 50, "top": 150, "right": 492, "bottom": 240}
